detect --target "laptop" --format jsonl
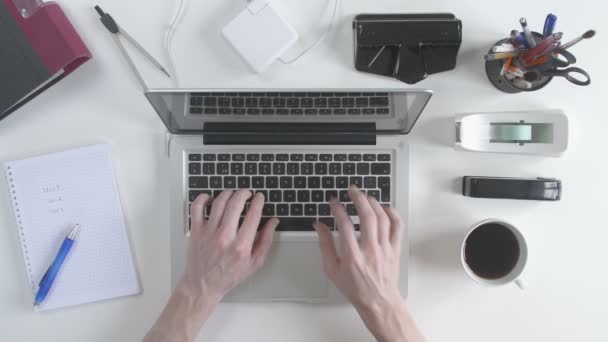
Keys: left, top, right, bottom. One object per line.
{"left": 144, "top": 88, "right": 432, "bottom": 302}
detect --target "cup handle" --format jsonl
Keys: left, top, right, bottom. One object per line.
{"left": 514, "top": 277, "right": 527, "bottom": 290}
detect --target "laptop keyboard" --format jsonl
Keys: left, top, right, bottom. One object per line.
{"left": 187, "top": 152, "right": 392, "bottom": 231}
{"left": 188, "top": 92, "right": 391, "bottom": 116}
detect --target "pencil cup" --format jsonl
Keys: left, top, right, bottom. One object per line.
{"left": 485, "top": 32, "right": 552, "bottom": 93}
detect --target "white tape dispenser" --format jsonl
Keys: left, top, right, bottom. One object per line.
{"left": 455, "top": 110, "right": 568, "bottom": 157}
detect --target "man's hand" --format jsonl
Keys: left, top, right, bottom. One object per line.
{"left": 182, "top": 189, "right": 279, "bottom": 300}
{"left": 313, "top": 186, "right": 425, "bottom": 342}
{"left": 143, "top": 190, "right": 278, "bottom": 342}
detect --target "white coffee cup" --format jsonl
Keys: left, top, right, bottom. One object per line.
{"left": 461, "top": 219, "right": 528, "bottom": 289}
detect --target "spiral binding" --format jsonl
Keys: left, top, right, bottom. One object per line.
{"left": 5, "top": 164, "right": 36, "bottom": 292}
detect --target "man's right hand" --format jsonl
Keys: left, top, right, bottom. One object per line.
{"left": 313, "top": 186, "right": 425, "bottom": 342}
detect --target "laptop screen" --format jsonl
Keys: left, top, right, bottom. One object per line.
{"left": 144, "top": 89, "right": 432, "bottom": 135}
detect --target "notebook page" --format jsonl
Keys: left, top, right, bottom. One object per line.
{"left": 4, "top": 144, "right": 140, "bottom": 311}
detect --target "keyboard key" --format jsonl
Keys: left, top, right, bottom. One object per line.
{"left": 232, "top": 154, "right": 245, "bottom": 161}
{"left": 290, "top": 109, "right": 303, "bottom": 115}
{"left": 371, "top": 163, "right": 391, "bottom": 175}
{"left": 273, "top": 98, "right": 286, "bottom": 107}
{"left": 287, "top": 98, "right": 300, "bottom": 108}
{"left": 189, "top": 154, "right": 202, "bottom": 161}
{"left": 262, "top": 108, "right": 275, "bottom": 115}
{"left": 297, "top": 190, "right": 310, "bottom": 202}
{"left": 218, "top": 154, "right": 231, "bottom": 161}
{"left": 263, "top": 204, "right": 275, "bottom": 216}
{"left": 284, "top": 190, "right": 296, "bottom": 202}
{"left": 217, "top": 163, "right": 229, "bottom": 175}
{"left": 232, "top": 98, "right": 244, "bottom": 107}
{"left": 346, "top": 204, "right": 357, "bottom": 215}
{"left": 189, "top": 190, "right": 211, "bottom": 201}
{"left": 219, "top": 108, "right": 232, "bottom": 114}
{"left": 247, "top": 154, "right": 260, "bottom": 161}
{"left": 348, "top": 154, "right": 362, "bottom": 161}
{"left": 287, "top": 163, "right": 299, "bottom": 175}
{"left": 294, "top": 177, "right": 306, "bottom": 188}
{"left": 189, "top": 176, "right": 208, "bottom": 188}
{"left": 301, "top": 98, "right": 313, "bottom": 108}
{"left": 256, "top": 190, "right": 268, "bottom": 201}
{"left": 269, "top": 190, "right": 282, "bottom": 202}
{"left": 238, "top": 176, "right": 250, "bottom": 188}
{"left": 329, "top": 163, "right": 341, "bottom": 175}
{"left": 333, "top": 109, "right": 346, "bottom": 115}
{"left": 319, "top": 205, "right": 331, "bottom": 216}
{"left": 245, "top": 163, "right": 257, "bottom": 175}
{"left": 189, "top": 163, "right": 201, "bottom": 175}
{"left": 304, "top": 204, "right": 316, "bottom": 216}
{"left": 213, "top": 190, "right": 222, "bottom": 197}
{"left": 378, "top": 177, "right": 391, "bottom": 202}
{"left": 320, "top": 109, "right": 332, "bottom": 115}
{"left": 363, "top": 154, "right": 376, "bottom": 161}
{"left": 259, "top": 163, "right": 271, "bottom": 175}
{"left": 357, "top": 163, "right": 370, "bottom": 175}
{"left": 320, "top": 154, "right": 332, "bottom": 161}
{"left": 377, "top": 108, "right": 390, "bottom": 114}
{"left": 336, "top": 177, "right": 349, "bottom": 188}
{"left": 322, "top": 177, "right": 334, "bottom": 188}
{"left": 290, "top": 154, "right": 303, "bottom": 161}
{"left": 334, "top": 154, "right": 347, "bottom": 161}
{"left": 247, "top": 108, "right": 260, "bottom": 115}
{"left": 355, "top": 97, "right": 369, "bottom": 107}
{"left": 277, "top": 108, "right": 289, "bottom": 115}
{"left": 368, "top": 190, "right": 380, "bottom": 201}
{"left": 231, "top": 163, "right": 244, "bottom": 175}
{"left": 308, "top": 177, "right": 321, "bottom": 189}
{"left": 305, "top": 154, "right": 318, "bottom": 161}
{"left": 348, "top": 109, "right": 361, "bottom": 115}
{"left": 280, "top": 177, "right": 292, "bottom": 188}
{"left": 261, "top": 154, "right": 274, "bottom": 161}
{"left": 290, "top": 204, "right": 303, "bottom": 216}
{"left": 259, "top": 98, "right": 272, "bottom": 107}
{"left": 203, "top": 154, "right": 216, "bottom": 161}
{"left": 205, "top": 108, "right": 218, "bottom": 114}
{"left": 314, "top": 163, "right": 328, "bottom": 175}
{"left": 378, "top": 154, "right": 391, "bottom": 161}
{"left": 276, "top": 154, "right": 289, "bottom": 161}
{"left": 218, "top": 97, "right": 230, "bottom": 107}
{"left": 202, "top": 163, "right": 215, "bottom": 175}
{"left": 190, "top": 107, "right": 203, "bottom": 114}
{"left": 362, "top": 108, "right": 376, "bottom": 115}
{"left": 325, "top": 190, "right": 338, "bottom": 201}
{"left": 210, "top": 177, "right": 222, "bottom": 188}
{"left": 252, "top": 177, "right": 264, "bottom": 188}
{"left": 314, "top": 98, "right": 328, "bottom": 107}
{"left": 301, "top": 163, "right": 314, "bottom": 175}
{"left": 350, "top": 177, "right": 363, "bottom": 188}
{"left": 343, "top": 163, "right": 356, "bottom": 175}
{"left": 328, "top": 98, "right": 341, "bottom": 107}
{"left": 273, "top": 163, "right": 286, "bottom": 175}
{"left": 276, "top": 218, "right": 315, "bottom": 231}
{"left": 339, "top": 190, "right": 350, "bottom": 202}
{"left": 190, "top": 97, "right": 203, "bottom": 106}
{"left": 266, "top": 176, "right": 279, "bottom": 188}
{"left": 364, "top": 177, "right": 376, "bottom": 188}
{"left": 370, "top": 97, "right": 389, "bottom": 106}
{"left": 246, "top": 98, "right": 258, "bottom": 107}
{"left": 224, "top": 177, "right": 237, "bottom": 188}
{"left": 312, "top": 190, "right": 324, "bottom": 202}
{"left": 277, "top": 204, "right": 289, "bottom": 216}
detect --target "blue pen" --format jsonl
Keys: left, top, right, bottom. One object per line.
{"left": 34, "top": 224, "right": 80, "bottom": 308}
{"left": 543, "top": 13, "right": 558, "bottom": 38}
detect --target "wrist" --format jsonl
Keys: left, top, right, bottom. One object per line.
{"left": 355, "top": 290, "right": 415, "bottom": 342}
{"left": 177, "top": 274, "right": 224, "bottom": 305}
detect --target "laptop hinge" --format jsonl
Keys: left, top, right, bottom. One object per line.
{"left": 202, "top": 123, "right": 377, "bottom": 145}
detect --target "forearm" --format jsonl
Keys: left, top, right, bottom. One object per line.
{"left": 143, "top": 278, "right": 222, "bottom": 342}
{"left": 356, "top": 295, "right": 425, "bottom": 342}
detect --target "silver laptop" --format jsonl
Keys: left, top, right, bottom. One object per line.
{"left": 145, "top": 88, "right": 432, "bottom": 302}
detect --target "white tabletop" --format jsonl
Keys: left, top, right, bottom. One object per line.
{"left": 1, "top": 0, "right": 607, "bottom": 341}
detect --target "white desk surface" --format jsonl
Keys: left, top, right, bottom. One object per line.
{"left": 1, "top": 0, "right": 607, "bottom": 341}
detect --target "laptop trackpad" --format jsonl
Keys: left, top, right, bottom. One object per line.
{"left": 228, "top": 241, "right": 329, "bottom": 301}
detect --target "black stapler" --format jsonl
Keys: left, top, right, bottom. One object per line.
{"left": 353, "top": 13, "right": 462, "bottom": 84}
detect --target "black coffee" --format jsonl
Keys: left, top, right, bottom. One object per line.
{"left": 464, "top": 223, "right": 520, "bottom": 279}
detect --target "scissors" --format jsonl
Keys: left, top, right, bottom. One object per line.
{"left": 524, "top": 48, "right": 591, "bottom": 86}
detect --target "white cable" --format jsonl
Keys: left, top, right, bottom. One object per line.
{"left": 279, "top": 0, "right": 339, "bottom": 64}
{"left": 164, "top": 0, "right": 189, "bottom": 87}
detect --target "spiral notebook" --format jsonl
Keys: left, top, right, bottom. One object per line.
{"left": 3, "top": 144, "right": 140, "bottom": 311}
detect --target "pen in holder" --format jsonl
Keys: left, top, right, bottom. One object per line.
{"left": 485, "top": 32, "right": 553, "bottom": 93}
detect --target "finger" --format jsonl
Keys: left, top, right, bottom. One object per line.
{"left": 368, "top": 196, "right": 390, "bottom": 245}
{"left": 190, "top": 193, "right": 213, "bottom": 230}
{"left": 348, "top": 186, "right": 377, "bottom": 247}
{"left": 238, "top": 192, "right": 265, "bottom": 247}
{"left": 208, "top": 190, "right": 234, "bottom": 228}
{"left": 313, "top": 222, "right": 339, "bottom": 276}
{"left": 330, "top": 199, "right": 359, "bottom": 255}
{"left": 251, "top": 217, "right": 279, "bottom": 268}
{"left": 385, "top": 207, "right": 405, "bottom": 250}
{"left": 219, "top": 189, "right": 253, "bottom": 236}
